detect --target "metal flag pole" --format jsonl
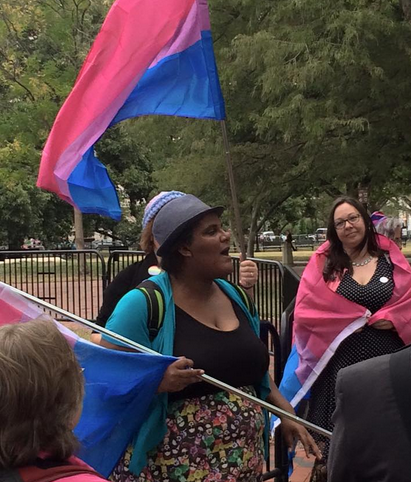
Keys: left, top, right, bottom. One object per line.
{"left": 220, "top": 120, "right": 247, "bottom": 259}
{"left": 6, "top": 284, "right": 331, "bottom": 438}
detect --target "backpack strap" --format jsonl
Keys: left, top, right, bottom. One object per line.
{"left": 135, "top": 279, "right": 254, "bottom": 341}
{"left": 226, "top": 281, "right": 256, "bottom": 317}
{"left": 136, "top": 280, "right": 165, "bottom": 341}
{"left": 0, "top": 460, "right": 104, "bottom": 482}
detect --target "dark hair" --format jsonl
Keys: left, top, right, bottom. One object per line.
{"left": 160, "top": 224, "right": 195, "bottom": 276}
{"left": 0, "top": 318, "right": 84, "bottom": 468}
{"left": 323, "top": 196, "right": 383, "bottom": 281}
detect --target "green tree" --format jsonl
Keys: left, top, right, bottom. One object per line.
{"left": 152, "top": 0, "right": 411, "bottom": 254}
{"left": 0, "top": 0, "right": 109, "bottom": 246}
{"left": 223, "top": 0, "right": 411, "bottom": 206}
{"left": 0, "top": 140, "right": 72, "bottom": 248}
{"left": 0, "top": 0, "right": 154, "bottom": 247}
{"left": 3, "top": 0, "right": 411, "bottom": 254}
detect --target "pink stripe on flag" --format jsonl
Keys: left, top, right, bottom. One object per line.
{"left": 0, "top": 282, "right": 85, "bottom": 349}
{"left": 0, "top": 283, "right": 45, "bottom": 325}
{"left": 38, "top": 0, "right": 195, "bottom": 195}
{"left": 0, "top": 299, "right": 25, "bottom": 325}
{"left": 148, "top": 0, "right": 204, "bottom": 68}
{"left": 198, "top": 0, "right": 211, "bottom": 31}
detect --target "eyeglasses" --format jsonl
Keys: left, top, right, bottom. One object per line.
{"left": 334, "top": 214, "right": 361, "bottom": 230}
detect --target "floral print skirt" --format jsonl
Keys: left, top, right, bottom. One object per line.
{"left": 110, "top": 386, "right": 265, "bottom": 482}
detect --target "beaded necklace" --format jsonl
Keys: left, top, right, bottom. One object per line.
{"left": 351, "top": 255, "right": 373, "bottom": 267}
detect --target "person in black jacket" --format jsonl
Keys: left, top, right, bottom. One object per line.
{"left": 95, "top": 251, "right": 157, "bottom": 328}
{"left": 328, "top": 345, "right": 411, "bottom": 482}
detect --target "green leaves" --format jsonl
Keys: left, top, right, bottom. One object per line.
{"left": 2, "top": 0, "right": 411, "bottom": 251}
{"left": 0, "top": 0, "right": 109, "bottom": 246}
{"left": 0, "top": 0, "right": 154, "bottom": 247}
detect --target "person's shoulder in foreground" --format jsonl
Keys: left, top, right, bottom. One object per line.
{"left": 328, "top": 345, "right": 411, "bottom": 482}
{"left": 7, "top": 456, "right": 105, "bottom": 482}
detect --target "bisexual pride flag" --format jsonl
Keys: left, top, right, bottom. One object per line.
{"left": 37, "top": 0, "right": 226, "bottom": 220}
{"left": 0, "top": 282, "right": 175, "bottom": 477}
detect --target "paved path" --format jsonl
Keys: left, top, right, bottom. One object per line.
{"left": 290, "top": 447, "right": 314, "bottom": 481}
{"left": 289, "top": 263, "right": 306, "bottom": 278}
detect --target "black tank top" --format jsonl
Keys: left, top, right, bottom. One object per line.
{"left": 169, "top": 297, "right": 269, "bottom": 401}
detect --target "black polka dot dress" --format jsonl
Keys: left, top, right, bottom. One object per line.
{"left": 306, "top": 255, "right": 404, "bottom": 462}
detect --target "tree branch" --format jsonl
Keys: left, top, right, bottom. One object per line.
{"left": 0, "top": 60, "right": 36, "bottom": 101}
{"left": 256, "top": 192, "right": 293, "bottom": 232}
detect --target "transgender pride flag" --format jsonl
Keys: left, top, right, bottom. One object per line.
{"left": 0, "top": 282, "right": 174, "bottom": 477}
{"left": 272, "top": 236, "right": 411, "bottom": 433}
{"left": 37, "top": 0, "right": 225, "bottom": 220}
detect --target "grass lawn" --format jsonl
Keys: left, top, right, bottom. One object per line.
{"left": 253, "top": 243, "right": 411, "bottom": 262}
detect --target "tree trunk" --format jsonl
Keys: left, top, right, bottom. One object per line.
{"left": 255, "top": 193, "right": 292, "bottom": 233}
{"left": 229, "top": 218, "right": 239, "bottom": 253}
{"left": 282, "top": 240, "right": 294, "bottom": 266}
{"left": 74, "top": 208, "right": 85, "bottom": 250}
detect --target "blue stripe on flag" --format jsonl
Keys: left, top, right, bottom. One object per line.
{"left": 73, "top": 339, "right": 174, "bottom": 477}
{"left": 279, "top": 344, "right": 302, "bottom": 403}
{"left": 271, "top": 345, "right": 302, "bottom": 432}
{"left": 68, "top": 148, "right": 122, "bottom": 220}
{"left": 111, "top": 31, "right": 226, "bottom": 123}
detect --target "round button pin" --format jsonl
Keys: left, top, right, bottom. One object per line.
{"left": 379, "top": 276, "right": 388, "bottom": 283}
{"left": 148, "top": 265, "right": 162, "bottom": 276}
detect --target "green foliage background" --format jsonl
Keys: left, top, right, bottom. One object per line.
{"left": 1, "top": 0, "right": 411, "bottom": 252}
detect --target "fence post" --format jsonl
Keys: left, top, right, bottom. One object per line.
{"left": 282, "top": 266, "right": 300, "bottom": 309}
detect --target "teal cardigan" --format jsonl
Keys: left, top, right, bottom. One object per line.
{"left": 103, "top": 272, "right": 271, "bottom": 475}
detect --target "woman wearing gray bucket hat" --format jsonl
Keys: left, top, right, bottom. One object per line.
{"left": 94, "top": 191, "right": 187, "bottom": 332}
{"left": 102, "top": 194, "right": 319, "bottom": 482}
{"left": 95, "top": 192, "right": 258, "bottom": 333}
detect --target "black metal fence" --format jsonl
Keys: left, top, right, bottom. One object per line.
{"left": 107, "top": 251, "right": 285, "bottom": 329}
{"left": 0, "top": 250, "right": 288, "bottom": 329}
{"left": 107, "top": 250, "right": 146, "bottom": 284}
{"left": 0, "top": 250, "right": 106, "bottom": 321}
{"left": 229, "top": 255, "right": 284, "bottom": 328}
{"left": 258, "top": 236, "right": 316, "bottom": 252}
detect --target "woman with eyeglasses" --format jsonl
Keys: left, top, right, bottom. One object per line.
{"left": 277, "top": 196, "right": 411, "bottom": 482}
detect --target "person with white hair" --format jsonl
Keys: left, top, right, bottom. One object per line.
{"left": 0, "top": 319, "right": 105, "bottom": 481}
{"left": 370, "top": 211, "right": 402, "bottom": 249}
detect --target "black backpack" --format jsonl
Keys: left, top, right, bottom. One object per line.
{"left": 136, "top": 279, "right": 256, "bottom": 341}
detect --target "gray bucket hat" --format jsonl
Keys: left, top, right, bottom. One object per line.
{"left": 153, "top": 194, "right": 224, "bottom": 256}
